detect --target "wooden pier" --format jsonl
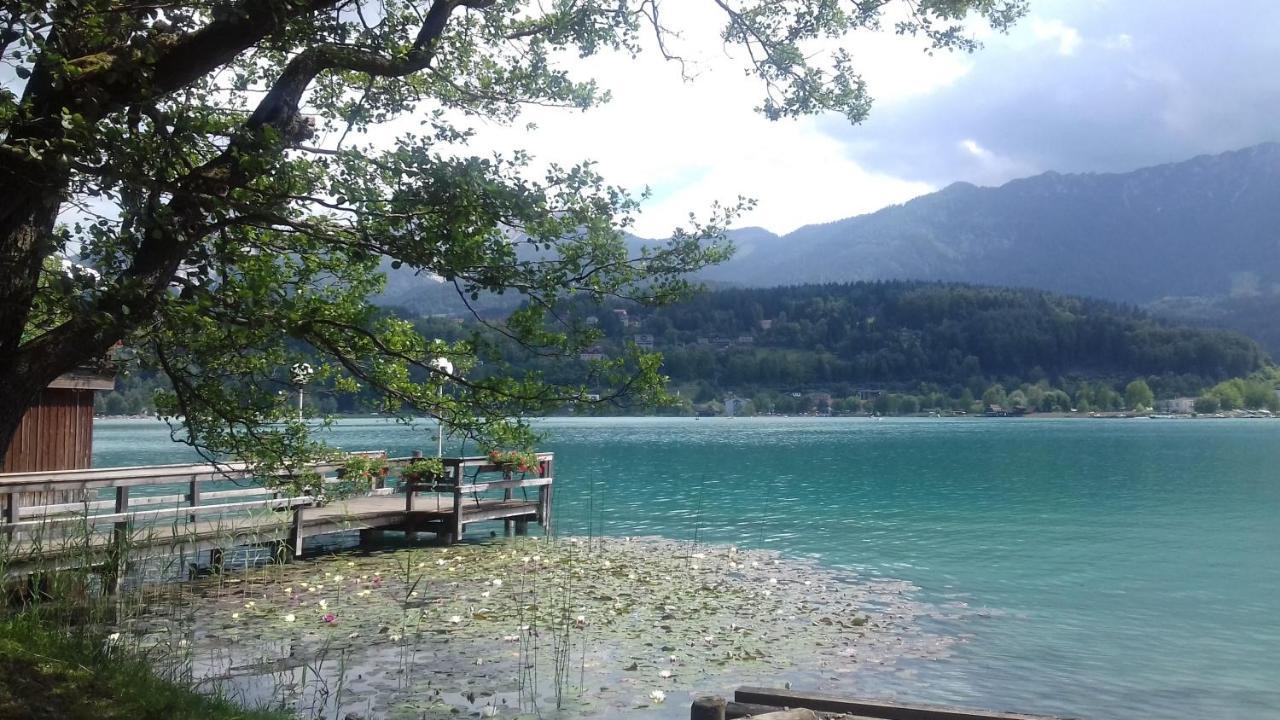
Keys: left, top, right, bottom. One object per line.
{"left": 0, "top": 452, "right": 554, "bottom": 580}
{"left": 692, "top": 687, "right": 1070, "bottom": 720}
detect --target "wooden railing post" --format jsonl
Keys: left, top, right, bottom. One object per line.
{"left": 109, "top": 485, "right": 130, "bottom": 593}
{"left": 450, "top": 462, "right": 464, "bottom": 543}
{"left": 3, "top": 490, "right": 19, "bottom": 527}
{"left": 187, "top": 479, "right": 200, "bottom": 525}
{"left": 538, "top": 456, "right": 554, "bottom": 536}
{"left": 503, "top": 467, "right": 514, "bottom": 537}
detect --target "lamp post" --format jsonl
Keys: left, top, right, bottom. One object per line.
{"left": 290, "top": 362, "right": 314, "bottom": 421}
{"left": 429, "top": 357, "right": 453, "bottom": 457}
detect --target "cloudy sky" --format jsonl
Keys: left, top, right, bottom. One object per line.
{"left": 442, "top": 1, "right": 1280, "bottom": 238}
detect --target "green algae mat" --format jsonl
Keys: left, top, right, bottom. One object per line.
{"left": 119, "top": 537, "right": 949, "bottom": 719}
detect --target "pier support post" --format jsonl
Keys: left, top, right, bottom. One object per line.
{"left": 286, "top": 506, "right": 305, "bottom": 559}
{"left": 690, "top": 696, "right": 726, "bottom": 720}
{"left": 106, "top": 486, "right": 130, "bottom": 594}
{"left": 503, "top": 484, "right": 513, "bottom": 536}
{"left": 359, "top": 529, "right": 385, "bottom": 545}
{"left": 514, "top": 518, "right": 529, "bottom": 536}
{"left": 451, "top": 464, "right": 464, "bottom": 542}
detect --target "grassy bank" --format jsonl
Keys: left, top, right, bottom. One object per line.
{"left": 0, "top": 611, "right": 290, "bottom": 720}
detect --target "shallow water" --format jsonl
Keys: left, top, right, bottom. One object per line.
{"left": 94, "top": 416, "right": 1280, "bottom": 719}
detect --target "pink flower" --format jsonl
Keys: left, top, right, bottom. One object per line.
{"left": 322, "top": 613, "right": 337, "bottom": 624}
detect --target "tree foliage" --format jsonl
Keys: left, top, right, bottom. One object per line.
{"left": 0, "top": 0, "right": 1025, "bottom": 474}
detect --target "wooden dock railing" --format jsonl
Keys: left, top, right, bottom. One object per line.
{"left": 389, "top": 453, "right": 555, "bottom": 542}
{"left": 0, "top": 451, "right": 555, "bottom": 581}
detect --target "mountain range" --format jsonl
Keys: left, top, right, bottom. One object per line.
{"left": 700, "top": 143, "right": 1280, "bottom": 302}
{"left": 378, "top": 143, "right": 1280, "bottom": 353}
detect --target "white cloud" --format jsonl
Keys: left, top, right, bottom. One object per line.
{"left": 961, "top": 138, "right": 993, "bottom": 159}
{"left": 332, "top": 3, "right": 974, "bottom": 237}
{"left": 1031, "top": 17, "right": 1083, "bottom": 56}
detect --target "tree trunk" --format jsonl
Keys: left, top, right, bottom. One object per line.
{"left": 0, "top": 369, "right": 48, "bottom": 468}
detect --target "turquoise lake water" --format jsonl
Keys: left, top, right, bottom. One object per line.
{"left": 93, "top": 416, "right": 1280, "bottom": 719}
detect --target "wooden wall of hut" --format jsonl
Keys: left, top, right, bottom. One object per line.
{"left": 2, "top": 372, "right": 115, "bottom": 506}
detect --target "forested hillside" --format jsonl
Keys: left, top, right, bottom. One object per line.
{"left": 535, "top": 282, "right": 1268, "bottom": 406}
{"left": 99, "top": 282, "right": 1272, "bottom": 417}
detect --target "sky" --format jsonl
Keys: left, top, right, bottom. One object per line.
{"left": 412, "top": 0, "right": 1280, "bottom": 238}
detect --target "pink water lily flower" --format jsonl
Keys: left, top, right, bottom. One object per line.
{"left": 322, "top": 613, "right": 338, "bottom": 624}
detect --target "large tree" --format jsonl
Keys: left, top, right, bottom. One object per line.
{"left": 0, "top": 0, "right": 1025, "bottom": 472}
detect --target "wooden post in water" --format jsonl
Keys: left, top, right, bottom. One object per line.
{"left": 691, "top": 696, "right": 726, "bottom": 720}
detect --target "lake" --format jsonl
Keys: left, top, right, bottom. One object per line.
{"left": 93, "top": 416, "right": 1280, "bottom": 719}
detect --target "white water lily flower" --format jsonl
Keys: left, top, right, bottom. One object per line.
{"left": 503, "top": 634, "right": 520, "bottom": 642}
{"left": 410, "top": 591, "right": 418, "bottom": 598}
{"left": 106, "top": 632, "right": 120, "bottom": 642}
{"left": 449, "top": 615, "right": 463, "bottom": 624}
{"left": 762, "top": 589, "right": 772, "bottom": 597}
{"left": 284, "top": 587, "right": 292, "bottom": 594}
{"left": 481, "top": 591, "right": 490, "bottom": 598}
{"left": 437, "top": 559, "right": 447, "bottom": 566}
{"left": 769, "top": 578, "right": 778, "bottom": 585}
{"left": 521, "top": 556, "right": 531, "bottom": 563}
{"left": 669, "top": 654, "right": 677, "bottom": 662}
{"left": 231, "top": 613, "right": 241, "bottom": 620}
{"left": 804, "top": 580, "right": 812, "bottom": 586}
{"left": 490, "top": 578, "right": 503, "bottom": 587}
{"left": 333, "top": 575, "right": 343, "bottom": 582}
{"left": 318, "top": 599, "right": 328, "bottom": 609}
{"left": 649, "top": 690, "right": 666, "bottom": 703}
{"left": 284, "top": 614, "right": 296, "bottom": 622}
{"left": 658, "top": 669, "right": 672, "bottom": 678}
{"left": 389, "top": 634, "right": 402, "bottom": 642}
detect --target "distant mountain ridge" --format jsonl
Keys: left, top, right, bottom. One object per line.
{"left": 375, "top": 143, "right": 1280, "bottom": 352}
{"left": 698, "top": 143, "right": 1280, "bottom": 306}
